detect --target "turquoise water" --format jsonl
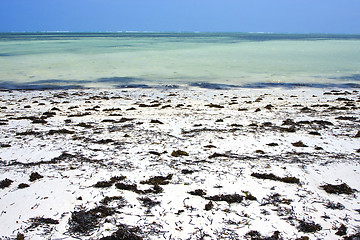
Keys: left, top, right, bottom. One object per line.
{"left": 0, "top": 32, "right": 360, "bottom": 89}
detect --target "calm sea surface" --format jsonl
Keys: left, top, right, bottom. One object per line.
{"left": 0, "top": 32, "right": 359, "bottom": 89}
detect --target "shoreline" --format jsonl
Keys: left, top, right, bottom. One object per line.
{"left": 0, "top": 87, "right": 359, "bottom": 239}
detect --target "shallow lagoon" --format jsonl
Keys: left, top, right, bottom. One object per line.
{"left": 0, "top": 32, "right": 360, "bottom": 89}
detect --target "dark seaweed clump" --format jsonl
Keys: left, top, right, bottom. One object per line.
{"left": 140, "top": 174, "right": 173, "bottom": 185}
{"left": 99, "top": 224, "right": 143, "bottom": 240}
{"left": 29, "top": 172, "right": 43, "bottom": 182}
{"left": 29, "top": 217, "right": 59, "bottom": 229}
{"left": 0, "top": 178, "right": 13, "bottom": 189}
{"left": 297, "top": 220, "right": 322, "bottom": 233}
{"left": 244, "top": 230, "right": 282, "bottom": 240}
{"left": 321, "top": 183, "right": 356, "bottom": 195}
{"left": 251, "top": 172, "right": 300, "bottom": 184}
{"left": 93, "top": 176, "right": 126, "bottom": 188}
{"left": 205, "top": 194, "right": 243, "bottom": 204}
{"left": 188, "top": 189, "right": 207, "bottom": 196}
{"left": 68, "top": 206, "right": 116, "bottom": 235}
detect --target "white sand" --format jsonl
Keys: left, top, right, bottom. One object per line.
{"left": 0, "top": 87, "right": 359, "bottom": 239}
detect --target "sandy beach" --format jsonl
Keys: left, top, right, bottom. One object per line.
{"left": 0, "top": 86, "right": 359, "bottom": 239}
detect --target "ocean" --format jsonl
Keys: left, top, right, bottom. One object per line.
{"left": 0, "top": 32, "right": 359, "bottom": 90}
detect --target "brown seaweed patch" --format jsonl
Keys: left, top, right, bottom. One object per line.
{"left": 244, "top": 230, "right": 281, "bottom": 240}
{"left": 205, "top": 194, "right": 243, "bottom": 204}
{"left": 171, "top": 150, "right": 189, "bottom": 157}
{"left": 297, "top": 220, "right": 322, "bottom": 233}
{"left": 140, "top": 174, "right": 173, "bottom": 185}
{"left": 99, "top": 224, "right": 143, "bottom": 240}
{"left": 0, "top": 178, "right": 13, "bottom": 189}
{"left": 138, "top": 197, "right": 160, "bottom": 208}
{"left": 292, "top": 141, "right": 308, "bottom": 147}
{"left": 29, "top": 172, "right": 43, "bottom": 182}
{"left": 94, "top": 181, "right": 114, "bottom": 188}
{"left": 29, "top": 217, "right": 59, "bottom": 229}
{"left": 188, "top": 189, "right": 207, "bottom": 196}
{"left": 206, "top": 103, "right": 224, "bottom": 108}
{"left": 251, "top": 172, "right": 300, "bottom": 184}
{"left": 335, "top": 224, "right": 347, "bottom": 236}
{"left": 260, "top": 193, "right": 292, "bottom": 206}
{"left": 321, "top": 183, "right": 356, "bottom": 195}
{"left": 18, "top": 183, "right": 30, "bottom": 189}
{"left": 68, "top": 206, "right": 116, "bottom": 235}
{"left": 48, "top": 129, "right": 75, "bottom": 135}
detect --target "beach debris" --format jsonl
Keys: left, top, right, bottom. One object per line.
{"left": 16, "top": 233, "right": 25, "bottom": 240}
{"left": 205, "top": 103, "right": 224, "bottom": 108}
{"left": 205, "top": 194, "right": 243, "bottom": 204}
{"left": 140, "top": 174, "right": 173, "bottom": 185}
{"left": 48, "top": 129, "right": 75, "bottom": 135}
{"left": 0, "top": 178, "right": 13, "bottom": 189}
{"left": 354, "top": 130, "right": 360, "bottom": 138}
{"left": 260, "top": 193, "right": 292, "bottom": 206}
{"left": 267, "top": 143, "right": 279, "bottom": 147}
{"left": 68, "top": 206, "right": 116, "bottom": 235}
{"left": 297, "top": 220, "right": 322, "bottom": 233}
{"left": 18, "top": 183, "right": 30, "bottom": 189}
{"left": 181, "top": 169, "right": 196, "bottom": 174}
{"left": 29, "top": 172, "right": 43, "bottom": 182}
{"left": 100, "top": 196, "right": 126, "bottom": 206}
{"left": 324, "top": 201, "right": 345, "bottom": 210}
{"left": 335, "top": 224, "right": 347, "bottom": 236}
{"left": 93, "top": 180, "right": 114, "bottom": 188}
{"left": 243, "top": 191, "right": 257, "bottom": 201}
{"left": 204, "top": 201, "right": 214, "bottom": 211}
{"left": 251, "top": 172, "right": 300, "bottom": 184}
{"left": 244, "top": 230, "right": 281, "bottom": 240}
{"left": 321, "top": 183, "right": 356, "bottom": 195}
{"left": 150, "top": 119, "right": 163, "bottom": 124}
{"left": 188, "top": 189, "right": 206, "bottom": 196}
{"left": 138, "top": 196, "right": 160, "bottom": 208}
{"left": 29, "top": 217, "right": 59, "bottom": 229}
{"left": 292, "top": 141, "right": 308, "bottom": 147}
{"left": 171, "top": 150, "right": 189, "bottom": 157}
{"left": 99, "top": 224, "right": 143, "bottom": 240}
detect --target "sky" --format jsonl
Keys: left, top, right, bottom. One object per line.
{"left": 0, "top": 0, "right": 359, "bottom": 33}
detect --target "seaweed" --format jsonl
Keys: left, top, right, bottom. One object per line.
{"left": 344, "top": 232, "right": 360, "bottom": 240}
{"left": 321, "top": 183, "right": 356, "bottom": 195}
{"left": 260, "top": 193, "right": 292, "bottom": 206}
{"left": 292, "top": 141, "right": 308, "bottom": 147}
{"left": 188, "top": 189, "right": 207, "bottom": 196}
{"left": 204, "top": 201, "right": 214, "bottom": 211}
{"left": 0, "top": 178, "right": 13, "bottom": 189}
{"left": 150, "top": 119, "right": 163, "bottom": 124}
{"left": 205, "top": 194, "right": 243, "bottom": 204}
{"left": 324, "top": 201, "right": 345, "bottom": 210}
{"left": 335, "top": 224, "right": 347, "bottom": 236}
{"left": 29, "top": 172, "right": 43, "bottom": 182}
{"left": 18, "top": 183, "right": 30, "bottom": 189}
{"left": 297, "top": 220, "right": 322, "bottom": 233}
{"left": 99, "top": 224, "right": 143, "bottom": 240}
{"left": 244, "top": 230, "right": 281, "bottom": 240}
{"left": 251, "top": 172, "right": 300, "bottom": 184}
{"left": 48, "top": 129, "right": 75, "bottom": 135}
{"left": 138, "top": 197, "right": 160, "bottom": 208}
{"left": 171, "top": 150, "right": 189, "bottom": 157}
{"left": 100, "top": 196, "right": 125, "bottom": 205}
{"left": 140, "top": 174, "right": 173, "bottom": 185}
{"left": 115, "top": 183, "right": 140, "bottom": 192}
{"left": 94, "top": 180, "right": 114, "bottom": 188}
{"left": 29, "top": 217, "right": 59, "bottom": 229}
{"left": 68, "top": 206, "right": 116, "bottom": 235}
{"left": 206, "top": 103, "right": 224, "bottom": 108}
